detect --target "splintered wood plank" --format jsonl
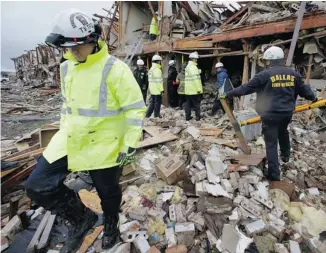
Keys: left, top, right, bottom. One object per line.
{"left": 220, "top": 98, "right": 251, "bottom": 154}
{"left": 27, "top": 211, "right": 51, "bottom": 253}
{"left": 77, "top": 225, "right": 104, "bottom": 253}
{"left": 3, "top": 143, "right": 41, "bottom": 160}
{"left": 5, "top": 148, "right": 45, "bottom": 162}
{"left": 199, "top": 127, "right": 225, "bottom": 137}
{"left": 79, "top": 190, "right": 102, "bottom": 214}
{"left": 202, "top": 136, "right": 238, "bottom": 148}
{"left": 138, "top": 127, "right": 178, "bottom": 149}
{"left": 230, "top": 153, "right": 266, "bottom": 166}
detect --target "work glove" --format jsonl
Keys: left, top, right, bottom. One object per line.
{"left": 116, "top": 147, "right": 136, "bottom": 166}
{"left": 218, "top": 92, "right": 227, "bottom": 99}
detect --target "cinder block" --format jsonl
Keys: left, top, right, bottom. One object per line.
{"left": 188, "top": 212, "right": 205, "bottom": 231}
{"left": 268, "top": 222, "right": 285, "bottom": 239}
{"left": 206, "top": 157, "right": 225, "bottom": 176}
{"left": 169, "top": 204, "right": 177, "bottom": 222}
{"left": 194, "top": 170, "right": 207, "bottom": 182}
{"left": 175, "top": 223, "right": 195, "bottom": 248}
{"left": 164, "top": 185, "right": 177, "bottom": 192}
{"left": 229, "top": 172, "right": 240, "bottom": 189}
{"left": 175, "top": 222, "right": 195, "bottom": 233}
{"left": 175, "top": 204, "right": 187, "bottom": 223}
{"left": 122, "top": 231, "right": 148, "bottom": 242}
{"left": 238, "top": 178, "right": 249, "bottom": 197}
{"left": 221, "top": 179, "right": 234, "bottom": 193}
{"left": 240, "top": 198, "right": 261, "bottom": 217}
{"left": 196, "top": 181, "right": 208, "bottom": 196}
{"left": 165, "top": 228, "right": 177, "bottom": 248}
{"left": 251, "top": 192, "right": 273, "bottom": 209}
{"left": 245, "top": 219, "right": 266, "bottom": 235}
{"left": 133, "top": 237, "right": 150, "bottom": 253}
{"left": 194, "top": 161, "right": 205, "bottom": 171}
{"left": 233, "top": 195, "right": 245, "bottom": 206}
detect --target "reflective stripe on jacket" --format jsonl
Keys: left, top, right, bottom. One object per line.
{"left": 185, "top": 61, "right": 203, "bottom": 95}
{"left": 150, "top": 17, "right": 158, "bottom": 35}
{"left": 176, "top": 73, "right": 185, "bottom": 94}
{"left": 148, "top": 63, "right": 163, "bottom": 95}
{"left": 43, "top": 41, "right": 146, "bottom": 172}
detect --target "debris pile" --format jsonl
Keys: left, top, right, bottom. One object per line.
{"left": 2, "top": 100, "right": 325, "bottom": 252}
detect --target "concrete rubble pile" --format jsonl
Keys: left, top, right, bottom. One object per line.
{"left": 104, "top": 105, "right": 326, "bottom": 253}
{"left": 1, "top": 100, "right": 326, "bottom": 252}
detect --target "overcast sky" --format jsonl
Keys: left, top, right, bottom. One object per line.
{"left": 1, "top": 1, "right": 112, "bottom": 71}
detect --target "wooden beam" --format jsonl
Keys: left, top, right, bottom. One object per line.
{"left": 173, "top": 13, "right": 326, "bottom": 44}
{"left": 173, "top": 40, "right": 213, "bottom": 49}
{"left": 286, "top": 2, "right": 306, "bottom": 66}
{"left": 107, "top": 2, "right": 118, "bottom": 43}
{"left": 305, "top": 54, "right": 314, "bottom": 85}
{"left": 220, "top": 3, "right": 251, "bottom": 28}
{"left": 143, "top": 42, "right": 172, "bottom": 54}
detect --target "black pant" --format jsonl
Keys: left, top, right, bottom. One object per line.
{"left": 168, "top": 82, "right": 179, "bottom": 108}
{"left": 185, "top": 95, "right": 201, "bottom": 120}
{"left": 262, "top": 114, "right": 292, "bottom": 181}
{"left": 146, "top": 95, "right": 162, "bottom": 118}
{"left": 141, "top": 89, "right": 147, "bottom": 104}
{"left": 150, "top": 34, "right": 157, "bottom": 41}
{"left": 212, "top": 98, "right": 233, "bottom": 115}
{"left": 25, "top": 156, "right": 122, "bottom": 216}
{"left": 178, "top": 94, "right": 186, "bottom": 108}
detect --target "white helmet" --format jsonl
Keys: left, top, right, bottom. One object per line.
{"left": 155, "top": 11, "right": 159, "bottom": 15}
{"left": 215, "top": 62, "right": 224, "bottom": 68}
{"left": 152, "top": 55, "right": 162, "bottom": 61}
{"left": 45, "top": 8, "right": 98, "bottom": 48}
{"left": 137, "top": 59, "right": 144, "bottom": 66}
{"left": 189, "top": 51, "right": 199, "bottom": 59}
{"left": 168, "top": 60, "right": 175, "bottom": 66}
{"left": 263, "top": 46, "right": 284, "bottom": 60}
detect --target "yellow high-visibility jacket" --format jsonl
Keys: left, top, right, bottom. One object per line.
{"left": 43, "top": 41, "right": 146, "bottom": 172}
{"left": 150, "top": 17, "right": 158, "bottom": 35}
{"left": 148, "top": 63, "right": 163, "bottom": 95}
{"left": 185, "top": 61, "right": 203, "bottom": 95}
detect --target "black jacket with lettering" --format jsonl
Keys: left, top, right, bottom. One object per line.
{"left": 133, "top": 67, "right": 148, "bottom": 91}
{"left": 227, "top": 64, "right": 316, "bottom": 117}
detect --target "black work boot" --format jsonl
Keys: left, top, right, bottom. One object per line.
{"left": 102, "top": 215, "right": 120, "bottom": 250}
{"left": 280, "top": 154, "right": 290, "bottom": 163}
{"left": 57, "top": 192, "right": 98, "bottom": 253}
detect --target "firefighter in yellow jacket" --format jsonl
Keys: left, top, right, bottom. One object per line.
{"left": 185, "top": 52, "right": 203, "bottom": 121}
{"left": 149, "top": 11, "right": 159, "bottom": 41}
{"left": 146, "top": 54, "right": 164, "bottom": 118}
{"left": 25, "top": 9, "right": 146, "bottom": 252}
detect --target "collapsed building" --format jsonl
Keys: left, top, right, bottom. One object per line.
{"left": 96, "top": 1, "right": 326, "bottom": 106}
{"left": 10, "top": 44, "right": 61, "bottom": 88}
{"left": 1, "top": 1, "right": 326, "bottom": 253}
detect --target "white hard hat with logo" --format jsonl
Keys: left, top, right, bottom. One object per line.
{"left": 137, "top": 59, "right": 144, "bottom": 65}
{"left": 168, "top": 60, "right": 175, "bottom": 66}
{"left": 152, "top": 55, "right": 162, "bottom": 61}
{"left": 215, "top": 62, "right": 224, "bottom": 68}
{"left": 45, "top": 8, "right": 98, "bottom": 48}
{"left": 189, "top": 51, "right": 199, "bottom": 59}
{"left": 263, "top": 46, "right": 284, "bottom": 60}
